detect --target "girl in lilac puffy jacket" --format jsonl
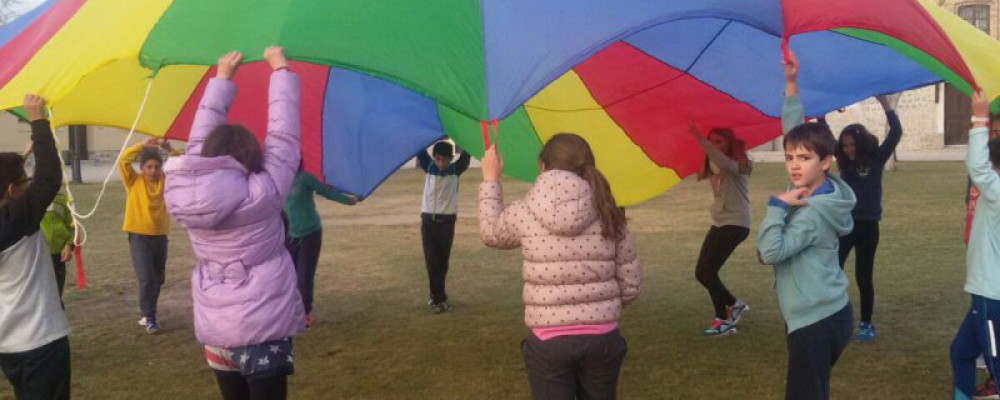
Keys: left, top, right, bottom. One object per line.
{"left": 163, "top": 47, "right": 303, "bottom": 399}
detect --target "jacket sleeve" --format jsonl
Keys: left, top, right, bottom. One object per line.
{"left": 306, "top": 173, "right": 355, "bottom": 205}
{"left": 186, "top": 78, "right": 237, "bottom": 155}
{"left": 0, "top": 120, "right": 62, "bottom": 250}
{"left": 756, "top": 205, "right": 819, "bottom": 265}
{"left": 694, "top": 135, "right": 739, "bottom": 174}
{"left": 876, "top": 110, "right": 903, "bottom": 164}
{"left": 615, "top": 230, "right": 642, "bottom": 307}
{"left": 477, "top": 181, "right": 521, "bottom": 250}
{"left": 782, "top": 94, "right": 805, "bottom": 136}
{"left": 415, "top": 149, "right": 432, "bottom": 172}
{"left": 968, "top": 127, "right": 1000, "bottom": 203}
{"left": 117, "top": 143, "right": 141, "bottom": 187}
{"left": 454, "top": 151, "right": 472, "bottom": 176}
{"left": 262, "top": 69, "right": 302, "bottom": 201}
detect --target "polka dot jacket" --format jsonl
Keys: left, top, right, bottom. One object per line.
{"left": 478, "top": 170, "right": 641, "bottom": 328}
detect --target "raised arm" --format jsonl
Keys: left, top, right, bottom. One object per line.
{"left": 689, "top": 122, "right": 739, "bottom": 174}
{"left": 478, "top": 145, "right": 520, "bottom": 249}
{"left": 875, "top": 95, "right": 903, "bottom": 164}
{"left": 967, "top": 91, "right": 1000, "bottom": 203}
{"left": 781, "top": 49, "right": 804, "bottom": 135}
{"left": 454, "top": 149, "right": 472, "bottom": 176}
{"left": 304, "top": 173, "right": 356, "bottom": 205}
{"left": 415, "top": 148, "right": 433, "bottom": 172}
{"left": 260, "top": 47, "right": 301, "bottom": 200}
{"left": 1, "top": 96, "right": 62, "bottom": 247}
{"left": 186, "top": 52, "right": 241, "bottom": 155}
{"left": 117, "top": 143, "right": 142, "bottom": 186}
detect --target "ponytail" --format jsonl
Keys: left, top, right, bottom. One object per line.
{"left": 539, "top": 133, "right": 627, "bottom": 241}
{"left": 579, "top": 164, "right": 626, "bottom": 241}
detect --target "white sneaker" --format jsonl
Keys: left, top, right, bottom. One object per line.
{"left": 138, "top": 317, "right": 148, "bottom": 326}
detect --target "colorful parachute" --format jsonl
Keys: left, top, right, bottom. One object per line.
{"left": 1, "top": 0, "right": 999, "bottom": 205}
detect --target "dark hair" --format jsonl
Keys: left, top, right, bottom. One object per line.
{"left": 201, "top": 124, "right": 263, "bottom": 173}
{"left": 989, "top": 136, "right": 1000, "bottom": 168}
{"left": 539, "top": 133, "right": 626, "bottom": 241}
{"left": 138, "top": 149, "right": 163, "bottom": 167}
{"left": 0, "top": 153, "right": 27, "bottom": 202}
{"left": 698, "top": 128, "right": 752, "bottom": 180}
{"left": 836, "top": 124, "right": 879, "bottom": 171}
{"left": 784, "top": 122, "right": 837, "bottom": 160}
{"left": 432, "top": 141, "right": 454, "bottom": 158}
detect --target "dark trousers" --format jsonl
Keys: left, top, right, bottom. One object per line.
{"left": 521, "top": 330, "right": 627, "bottom": 400}
{"left": 785, "top": 304, "right": 853, "bottom": 400}
{"left": 421, "top": 214, "right": 456, "bottom": 303}
{"left": 0, "top": 336, "right": 71, "bottom": 400}
{"left": 128, "top": 233, "right": 168, "bottom": 321}
{"left": 950, "top": 295, "right": 1000, "bottom": 398}
{"left": 838, "top": 220, "right": 879, "bottom": 323}
{"left": 695, "top": 225, "right": 749, "bottom": 318}
{"left": 214, "top": 370, "right": 287, "bottom": 400}
{"left": 51, "top": 255, "right": 66, "bottom": 299}
{"left": 285, "top": 229, "right": 323, "bottom": 314}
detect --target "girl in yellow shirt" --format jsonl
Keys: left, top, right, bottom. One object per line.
{"left": 119, "top": 138, "right": 176, "bottom": 334}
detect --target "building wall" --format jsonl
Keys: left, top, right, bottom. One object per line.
{"left": 0, "top": 112, "right": 150, "bottom": 160}
{"left": 775, "top": 0, "right": 999, "bottom": 152}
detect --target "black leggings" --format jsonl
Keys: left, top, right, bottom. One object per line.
{"left": 695, "top": 225, "right": 750, "bottom": 319}
{"left": 213, "top": 370, "right": 287, "bottom": 400}
{"left": 838, "top": 220, "right": 879, "bottom": 323}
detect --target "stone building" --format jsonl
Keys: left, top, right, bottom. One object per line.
{"left": 821, "top": 0, "right": 999, "bottom": 151}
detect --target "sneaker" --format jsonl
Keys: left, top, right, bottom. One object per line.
{"left": 144, "top": 318, "right": 161, "bottom": 334}
{"left": 726, "top": 300, "right": 750, "bottom": 326}
{"left": 431, "top": 301, "right": 451, "bottom": 314}
{"left": 137, "top": 317, "right": 147, "bottom": 326}
{"left": 856, "top": 322, "right": 876, "bottom": 342}
{"left": 976, "top": 378, "right": 999, "bottom": 400}
{"left": 704, "top": 318, "right": 736, "bottom": 337}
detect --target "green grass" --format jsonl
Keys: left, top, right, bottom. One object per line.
{"left": 0, "top": 162, "right": 976, "bottom": 399}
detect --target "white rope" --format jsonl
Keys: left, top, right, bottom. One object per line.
{"left": 48, "top": 76, "right": 156, "bottom": 246}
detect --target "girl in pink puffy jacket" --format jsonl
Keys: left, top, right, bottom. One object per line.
{"left": 478, "top": 133, "right": 641, "bottom": 400}
{"left": 164, "top": 47, "right": 303, "bottom": 400}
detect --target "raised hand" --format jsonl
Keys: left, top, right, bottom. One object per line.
{"left": 481, "top": 144, "right": 504, "bottom": 182}
{"left": 263, "top": 46, "right": 289, "bottom": 71}
{"left": 216, "top": 51, "right": 243, "bottom": 80}
{"left": 972, "top": 91, "right": 990, "bottom": 125}
{"left": 783, "top": 49, "right": 799, "bottom": 96}
{"left": 23, "top": 94, "right": 46, "bottom": 121}
{"left": 142, "top": 137, "right": 160, "bottom": 148}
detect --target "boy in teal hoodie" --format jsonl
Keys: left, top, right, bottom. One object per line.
{"left": 757, "top": 50, "right": 855, "bottom": 400}
{"left": 950, "top": 91, "right": 1000, "bottom": 400}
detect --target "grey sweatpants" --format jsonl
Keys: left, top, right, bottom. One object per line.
{"left": 128, "top": 233, "right": 168, "bottom": 321}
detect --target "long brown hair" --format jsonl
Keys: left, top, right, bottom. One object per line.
{"left": 698, "top": 128, "right": 752, "bottom": 180}
{"left": 201, "top": 125, "right": 264, "bottom": 173}
{"left": 538, "top": 133, "right": 626, "bottom": 241}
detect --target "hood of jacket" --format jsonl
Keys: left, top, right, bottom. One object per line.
{"left": 523, "top": 170, "right": 597, "bottom": 237}
{"left": 803, "top": 174, "right": 856, "bottom": 236}
{"left": 163, "top": 155, "right": 249, "bottom": 230}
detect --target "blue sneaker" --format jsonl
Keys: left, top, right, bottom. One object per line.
{"left": 145, "top": 318, "right": 161, "bottom": 334}
{"left": 704, "top": 318, "right": 737, "bottom": 337}
{"left": 856, "top": 322, "right": 876, "bottom": 342}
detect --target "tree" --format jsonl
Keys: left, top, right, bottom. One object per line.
{"left": 0, "top": 0, "right": 24, "bottom": 26}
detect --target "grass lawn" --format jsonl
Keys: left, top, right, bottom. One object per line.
{"left": 0, "top": 162, "right": 976, "bottom": 399}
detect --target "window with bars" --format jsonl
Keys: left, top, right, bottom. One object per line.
{"left": 958, "top": 4, "right": 991, "bottom": 34}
